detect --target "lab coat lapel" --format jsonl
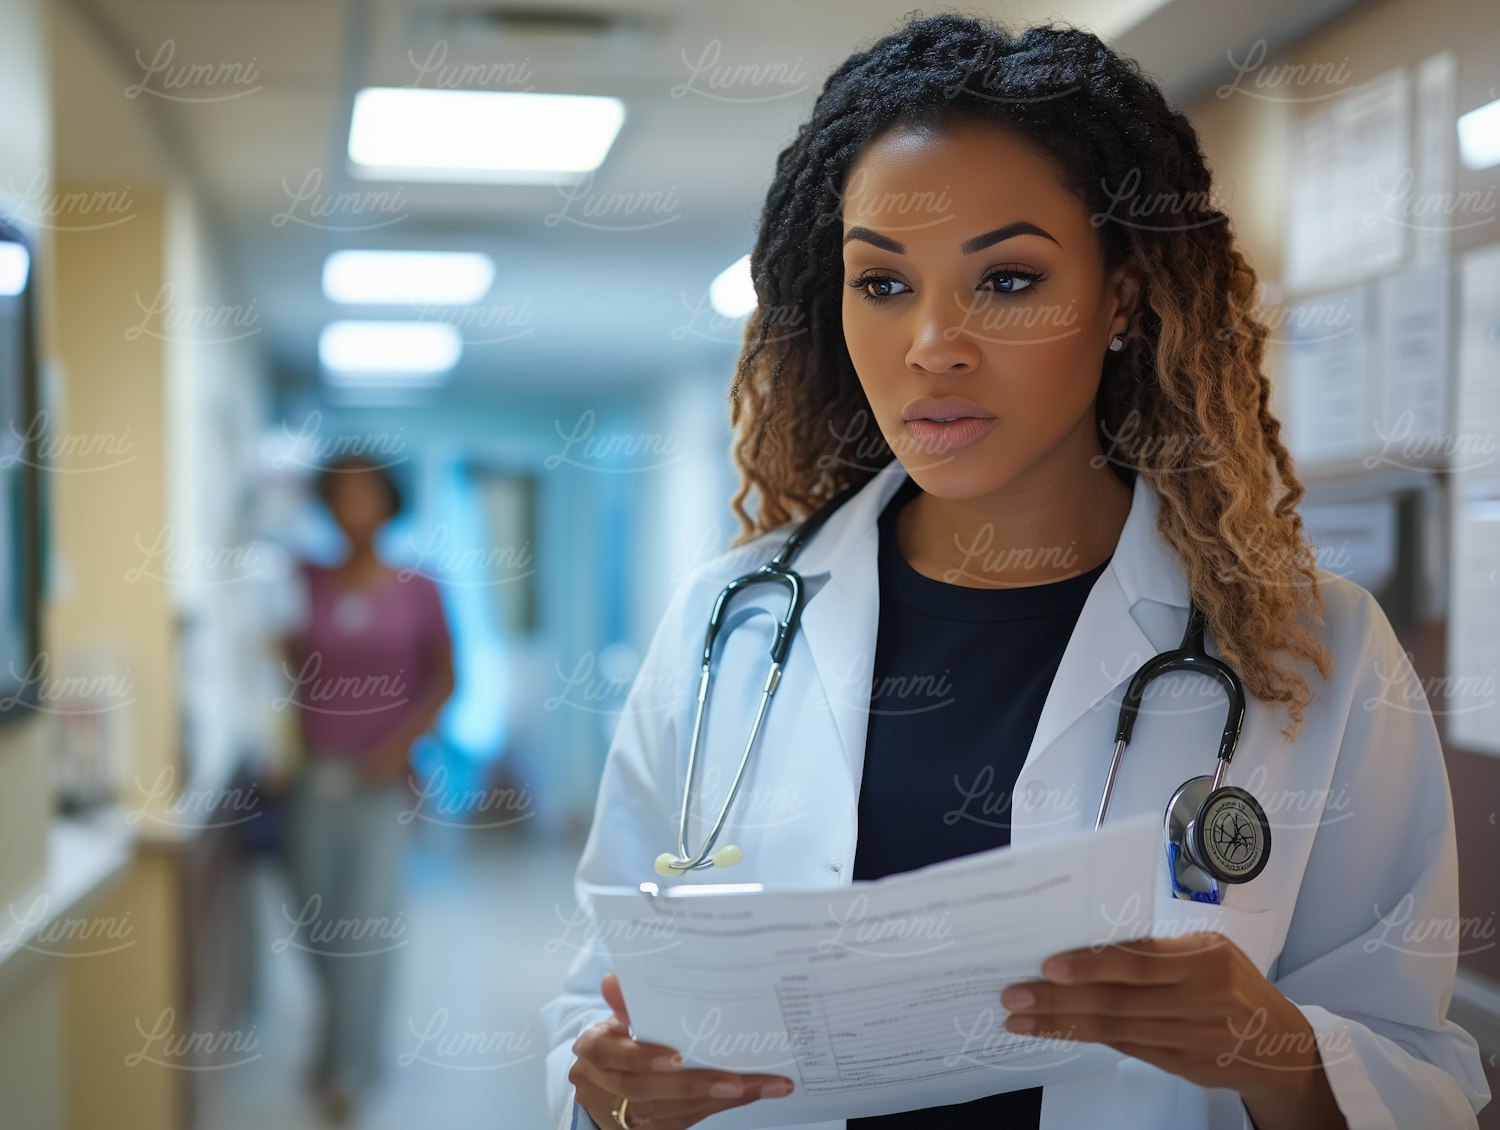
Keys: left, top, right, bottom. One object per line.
{"left": 1009, "top": 562, "right": 1156, "bottom": 841}
{"left": 1022, "top": 563, "right": 1157, "bottom": 785}
{"left": 1014, "top": 470, "right": 1190, "bottom": 841}
{"left": 793, "top": 459, "right": 907, "bottom": 788}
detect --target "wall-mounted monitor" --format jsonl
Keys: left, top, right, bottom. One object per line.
{"left": 0, "top": 215, "right": 42, "bottom": 724}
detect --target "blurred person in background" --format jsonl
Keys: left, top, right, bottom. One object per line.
{"left": 281, "top": 454, "right": 455, "bottom": 1124}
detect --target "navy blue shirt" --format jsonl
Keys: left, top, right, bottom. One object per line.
{"left": 848, "top": 473, "right": 1110, "bottom": 1129}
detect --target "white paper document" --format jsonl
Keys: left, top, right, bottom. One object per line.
{"left": 1447, "top": 241, "right": 1500, "bottom": 756}
{"left": 1283, "top": 67, "right": 1408, "bottom": 293}
{"left": 587, "top": 813, "right": 1166, "bottom": 1127}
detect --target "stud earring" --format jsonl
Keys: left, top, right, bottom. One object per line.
{"left": 1108, "top": 334, "right": 1125, "bottom": 352}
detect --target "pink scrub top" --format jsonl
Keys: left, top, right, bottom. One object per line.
{"left": 290, "top": 560, "right": 452, "bottom": 760}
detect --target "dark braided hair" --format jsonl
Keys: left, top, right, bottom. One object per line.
{"left": 726, "top": 10, "right": 1332, "bottom": 742}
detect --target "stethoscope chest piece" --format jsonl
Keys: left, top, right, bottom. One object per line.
{"left": 1164, "top": 775, "right": 1272, "bottom": 900}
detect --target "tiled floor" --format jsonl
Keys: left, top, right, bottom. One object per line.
{"left": 200, "top": 822, "right": 587, "bottom": 1130}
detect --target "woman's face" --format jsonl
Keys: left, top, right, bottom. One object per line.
{"left": 839, "top": 119, "right": 1139, "bottom": 495}
{"left": 326, "top": 470, "right": 392, "bottom": 544}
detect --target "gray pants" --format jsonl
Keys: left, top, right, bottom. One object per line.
{"left": 284, "top": 758, "right": 409, "bottom": 1095}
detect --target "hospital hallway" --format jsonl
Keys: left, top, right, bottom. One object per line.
{"left": 201, "top": 822, "right": 583, "bottom": 1130}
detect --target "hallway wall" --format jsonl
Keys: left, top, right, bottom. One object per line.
{"left": 0, "top": 0, "right": 62, "bottom": 1125}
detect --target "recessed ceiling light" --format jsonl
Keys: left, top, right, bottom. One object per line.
{"left": 0, "top": 240, "right": 30, "bottom": 297}
{"left": 319, "top": 320, "right": 462, "bottom": 384}
{"left": 710, "top": 254, "right": 755, "bottom": 318}
{"left": 347, "top": 87, "right": 626, "bottom": 184}
{"left": 322, "top": 250, "right": 495, "bottom": 305}
{"left": 1458, "top": 96, "right": 1500, "bottom": 170}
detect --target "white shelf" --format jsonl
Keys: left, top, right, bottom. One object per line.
{"left": 0, "top": 807, "right": 136, "bottom": 998}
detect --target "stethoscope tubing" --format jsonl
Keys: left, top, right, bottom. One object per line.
{"left": 665, "top": 472, "right": 1253, "bottom": 886}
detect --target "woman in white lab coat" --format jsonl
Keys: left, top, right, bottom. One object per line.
{"left": 544, "top": 13, "right": 1491, "bottom": 1130}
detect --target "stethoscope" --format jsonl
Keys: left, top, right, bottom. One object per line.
{"left": 654, "top": 475, "right": 1272, "bottom": 904}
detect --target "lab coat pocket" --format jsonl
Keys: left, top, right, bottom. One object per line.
{"left": 1150, "top": 894, "right": 1280, "bottom": 976}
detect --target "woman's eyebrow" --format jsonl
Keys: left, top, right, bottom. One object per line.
{"left": 842, "top": 220, "right": 1060, "bottom": 254}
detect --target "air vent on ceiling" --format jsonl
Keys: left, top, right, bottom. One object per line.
{"left": 428, "top": 4, "right": 661, "bottom": 39}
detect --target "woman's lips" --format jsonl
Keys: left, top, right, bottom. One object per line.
{"left": 903, "top": 416, "right": 998, "bottom": 454}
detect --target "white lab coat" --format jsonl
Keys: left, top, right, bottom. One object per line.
{"left": 541, "top": 457, "right": 1491, "bottom": 1130}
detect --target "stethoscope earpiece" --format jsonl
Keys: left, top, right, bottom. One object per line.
{"left": 710, "top": 843, "right": 743, "bottom": 868}
{"left": 654, "top": 843, "right": 744, "bottom": 877}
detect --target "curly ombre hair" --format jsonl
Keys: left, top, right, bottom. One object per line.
{"left": 726, "top": 13, "right": 1333, "bottom": 742}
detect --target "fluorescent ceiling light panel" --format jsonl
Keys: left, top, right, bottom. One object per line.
{"left": 348, "top": 87, "right": 626, "bottom": 184}
{"left": 319, "top": 320, "right": 462, "bottom": 383}
{"left": 0, "top": 241, "right": 30, "bottom": 297}
{"left": 710, "top": 254, "right": 755, "bottom": 318}
{"left": 1458, "top": 96, "right": 1500, "bottom": 170}
{"left": 322, "top": 250, "right": 496, "bottom": 305}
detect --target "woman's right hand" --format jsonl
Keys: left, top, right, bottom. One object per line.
{"left": 570, "top": 972, "right": 796, "bottom": 1129}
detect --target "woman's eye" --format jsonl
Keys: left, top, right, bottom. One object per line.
{"left": 846, "top": 269, "right": 1043, "bottom": 305}
{"left": 981, "top": 269, "right": 1042, "bottom": 295}
{"left": 846, "top": 274, "right": 910, "bottom": 303}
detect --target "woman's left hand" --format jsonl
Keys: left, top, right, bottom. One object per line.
{"left": 1000, "top": 931, "right": 1342, "bottom": 1120}
{"left": 357, "top": 737, "right": 413, "bottom": 787}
